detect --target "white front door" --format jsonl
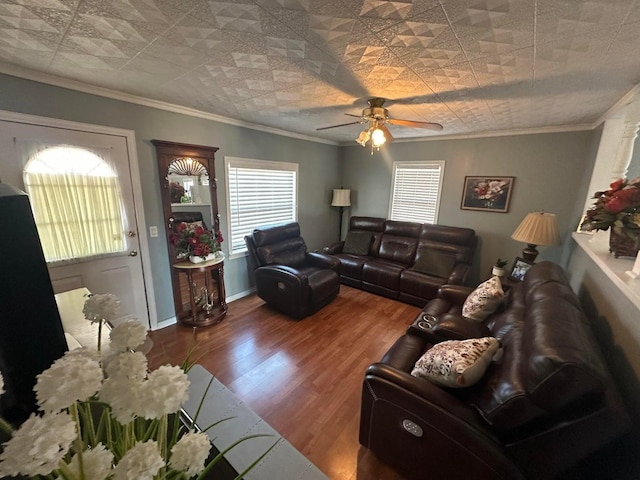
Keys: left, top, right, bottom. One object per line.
{"left": 0, "top": 117, "right": 152, "bottom": 328}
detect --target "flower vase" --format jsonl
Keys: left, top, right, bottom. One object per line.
{"left": 609, "top": 230, "right": 640, "bottom": 258}
{"left": 188, "top": 253, "right": 215, "bottom": 264}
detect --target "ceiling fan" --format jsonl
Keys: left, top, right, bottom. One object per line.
{"left": 317, "top": 97, "right": 443, "bottom": 153}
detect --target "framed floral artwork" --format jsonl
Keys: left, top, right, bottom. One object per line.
{"left": 460, "top": 176, "right": 515, "bottom": 213}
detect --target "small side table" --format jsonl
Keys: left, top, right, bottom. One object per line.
{"left": 172, "top": 255, "right": 227, "bottom": 327}
{"left": 492, "top": 274, "right": 519, "bottom": 292}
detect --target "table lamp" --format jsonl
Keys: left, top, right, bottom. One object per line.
{"left": 511, "top": 211, "right": 561, "bottom": 262}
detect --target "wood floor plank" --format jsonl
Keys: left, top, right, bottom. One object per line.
{"left": 147, "top": 285, "right": 419, "bottom": 480}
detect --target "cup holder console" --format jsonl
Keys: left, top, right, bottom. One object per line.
{"left": 416, "top": 313, "right": 437, "bottom": 330}
{"left": 407, "top": 313, "right": 440, "bottom": 340}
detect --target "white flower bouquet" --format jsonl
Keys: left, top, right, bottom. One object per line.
{"left": 0, "top": 297, "right": 271, "bottom": 479}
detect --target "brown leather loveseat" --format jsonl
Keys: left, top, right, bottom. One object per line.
{"left": 323, "top": 216, "right": 477, "bottom": 306}
{"left": 359, "top": 262, "right": 630, "bottom": 479}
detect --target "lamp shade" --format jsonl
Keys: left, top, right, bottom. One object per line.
{"left": 511, "top": 212, "right": 561, "bottom": 246}
{"left": 331, "top": 189, "right": 351, "bottom": 207}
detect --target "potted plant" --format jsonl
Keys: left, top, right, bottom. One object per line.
{"left": 169, "top": 223, "right": 223, "bottom": 263}
{"left": 0, "top": 294, "right": 269, "bottom": 479}
{"left": 492, "top": 258, "right": 508, "bottom": 277}
{"left": 169, "top": 182, "right": 185, "bottom": 204}
{"left": 580, "top": 177, "right": 640, "bottom": 257}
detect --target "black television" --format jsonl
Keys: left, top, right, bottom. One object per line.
{"left": 0, "top": 182, "right": 68, "bottom": 424}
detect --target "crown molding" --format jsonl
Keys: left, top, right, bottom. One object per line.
{"left": 594, "top": 83, "right": 640, "bottom": 124}
{"left": 337, "top": 123, "right": 595, "bottom": 146}
{"left": 0, "top": 63, "right": 338, "bottom": 146}
{"left": 399, "top": 123, "right": 596, "bottom": 142}
{"left": 0, "top": 61, "right": 626, "bottom": 148}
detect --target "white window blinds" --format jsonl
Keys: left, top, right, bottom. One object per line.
{"left": 389, "top": 161, "right": 445, "bottom": 224}
{"left": 226, "top": 157, "right": 298, "bottom": 256}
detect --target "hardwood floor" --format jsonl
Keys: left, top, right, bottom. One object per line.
{"left": 147, "top": 285, "right": 419, "bottom": 480}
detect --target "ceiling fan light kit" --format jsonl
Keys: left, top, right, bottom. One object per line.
{"left": 318, "top": 98, "right": 443, "bottom": 155}
{"left": 356, "top": 122, "right": 387, "bottom": 154}
{"left": 370, "top": 127, "right": 386, "bottom": 147}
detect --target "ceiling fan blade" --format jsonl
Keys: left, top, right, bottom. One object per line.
{"left": 388, "top": 118, "right": 443, "bottom": 131}
{"left": 345, "top": 113, "right": 363, "bottom": 118}
{"left": 316, "top": 120, "right": 362, "bottom": 131}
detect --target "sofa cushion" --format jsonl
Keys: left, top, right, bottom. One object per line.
{"left": 468, "top": 262, "right": 610, "bottom": 432}
{"left": 377, "top": 234, "right": 418, "bottom": 265}
{"left": 411, "top": 337, "right": 499, "bottom": 388}
{"left": 349, "top": 216, "right": 385, "bottom": 232}
{"left": 362, "top": 258, "right": 405, "bottom": 290}
{"left": 410, "top": 247, "right": 457, "bottom": 278}
{"left": 334, "top": 253, "right": 368, "bottom": 280}
{"left": 257, "top": 237, "right": 307, "bottom": 267}
{"left": 399, "top": 269, "right": 444, "bottom": 303}
{"left": 383, "top": 220, "right": 422, "bottom": 238}
{"left": 462, "top": 277, "right": 504, "bottom": 321}
{"left": 343, "top": 231, "right": 372, "bottom": 255}
{"left": 419, "top": 224, "right": 477, "bottom": 264}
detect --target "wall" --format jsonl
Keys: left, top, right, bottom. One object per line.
{"left": 0, "top": 73, "right": 340, "bottom": 325}
{"left": 340, "top": 131, "right": 600, "bottom": 283}
{"left": 566, "top": 243, "right": 640, "bottom": 448}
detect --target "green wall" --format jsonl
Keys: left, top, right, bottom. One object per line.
{"left": 0, "top": 72, "right": 605, "bottom": 323}
{"left": 0, "top": 73, "right": 340, "bottom": 324}
{"left": 340, "top": 131, "right": 600, "bottom": 283}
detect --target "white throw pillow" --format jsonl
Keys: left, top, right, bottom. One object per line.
{"left": 462, "top": 276, "right": 504, "bottom": 321}
{"left": 411, "top": 337, "right": 499, "bottom": 388}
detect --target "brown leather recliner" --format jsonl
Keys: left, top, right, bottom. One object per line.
{"left": 245, "top": 222, "right": 341, "bottom": 319}
{"left": 359, "top": 262, "right": 630, "bottom": 480}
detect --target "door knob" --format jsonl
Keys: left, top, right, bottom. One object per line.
{"left": 129, "top": 250, "right": 138, "bottom": 257}
{"left": 128, "top": 231, "right": 137, "bottom": 237}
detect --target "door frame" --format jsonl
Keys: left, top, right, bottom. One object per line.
{"left": 0, "top": 109, "right": 158, "bottom": 329}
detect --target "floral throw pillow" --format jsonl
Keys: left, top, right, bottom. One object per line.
{"left": 411, "top": 337, "right": 499, "bottom": 388}
{"left": 462, "top": 276, "right": 504, "bottom": 321}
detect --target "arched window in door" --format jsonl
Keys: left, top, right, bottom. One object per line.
{"left": 23, "top": 145, "right": 127, "bottom": 262}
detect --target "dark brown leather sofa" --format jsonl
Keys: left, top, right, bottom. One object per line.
{"left": 245, "top": 222, "right": 341, "bottom": 319}
{"left": 359, "top": 262, "right": 630, "bottom": 480}
{"left": 323, "top": 216, "right": 477, "bottom": 306}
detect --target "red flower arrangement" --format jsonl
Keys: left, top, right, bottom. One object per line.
{"left": 580, "top": 177, "right": 640, "bottom": 239}
{"left": 169, "top": 222, "right": 223, "bottom": 259}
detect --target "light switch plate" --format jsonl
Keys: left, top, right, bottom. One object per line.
{"left": 149, "top": 226, "right": 158, "bottom": 237}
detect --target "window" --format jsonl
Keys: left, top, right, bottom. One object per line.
{"left": 389, "top": 161, "right": 445, "bottom": 224}
{"left": 23, "top": 145, "right": 127, "bottom": 262}
{"left": 225, "top": 157, "right": 298, "bottom": 257}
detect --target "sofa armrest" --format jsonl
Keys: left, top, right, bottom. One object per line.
{"left": 365, "top": 363, "right": 491, "bottom": 427}
{"left": 431, "top": 313, "right": 492, "bottom": 340}
{"left": 255, "top": 265, "right": 308, "bottom": 286}
{"left": 437, "top": 284, "right": 474, "bottom": 305}
{"left": 254, "top": 265, "right": 309, "bottom": 318}
{"left": 306, "top": 252, "right": 340, "bottom": 272}
{"left": 408, "top": 313, "right": 491, "bottom": 342}
{"left": 322, "top": 241, "right": 344, "bottom": 254}
{"left": 360, "top": 363, "right": 525, "bottom": 480}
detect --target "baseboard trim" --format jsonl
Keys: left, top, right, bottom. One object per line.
{"left": 155, "top": 316, "right": 177, "bottom": 330}
{"left": 227, "top": 288, "right": 255, "bottom": 303}
{"left": 151, "top": 290, "right": 255, "bottom": 331}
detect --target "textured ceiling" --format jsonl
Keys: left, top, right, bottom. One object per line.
{"left": 1, "top": 0, "right": 640, "bottom": 144}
